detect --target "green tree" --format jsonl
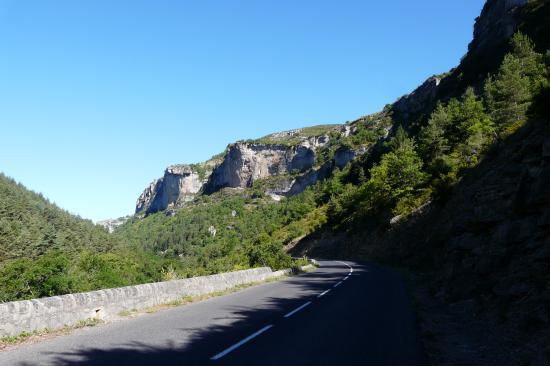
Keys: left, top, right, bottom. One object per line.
{"left": 419, "top": 102, "right": 451, "bottom": 164}
{"left": 385, "top": 125, "right": 410, "bottom": 152}
{"left": 455, "top": 87, "right": 495, "bottom": 165}
{"left": 484, "top": 32, "right": 544, "bottom": 133}
{"left": 368, "top": 131, "right": 427, "bottom": 205}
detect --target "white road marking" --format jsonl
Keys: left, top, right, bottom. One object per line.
{"left": 284, "top": 301, "right": 312, "bottom": 318}
{"left": 317, "top": 289, "right": 331, "bottom": 298}
{"left": 210, "top": 324, "right": 274, "bottom": 360}
{"left": 336, "top": 260, "right": 354, "bottom": 275}
{"left": 343, "top": 276, "right": 349, "bottom": 281}
{"left": 333, "top": 281, "right": 343, "bottom": 288}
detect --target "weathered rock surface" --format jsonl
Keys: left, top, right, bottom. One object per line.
{"left": 393, "top": 76, "right": 441, "bottom": 125}
{"left": 136, "top": 165, "right": 203, "bottom": 215}
{"left": 203, "top": 140, "right": 324, "bottom": 194}
{"left": 97, "top": 216, "right": 130, "bottom": 233}
{"left": 469, "top": 0, "right": 528, "bottom": 57}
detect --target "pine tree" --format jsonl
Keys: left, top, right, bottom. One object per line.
{"left": 369, "top": 131, "right": 426, "bottom": 203}
{"left": 484, "top": 32, "right": 544, "bottom": 133}
{"left": 456, "top": 88, "right": 495, "bottom": 164}
{"left": 385, "top": 125, "right": 411, "bottom": 152}
{"left": 419, "top": 102, "right": 451, "bottom": 163}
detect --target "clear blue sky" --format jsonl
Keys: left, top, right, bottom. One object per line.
{"left": 0, "top": 0, "right": 485, "bottom": 222}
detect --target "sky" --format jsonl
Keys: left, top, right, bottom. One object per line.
{"left": 0, "top": 0, "right": 486, "bottom": 222}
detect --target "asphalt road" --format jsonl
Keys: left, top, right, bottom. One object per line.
{"left": 0, "top": 260, "right": 425, "bottom": 365}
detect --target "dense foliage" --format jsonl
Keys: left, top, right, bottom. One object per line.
{"left": 0, "top": 175, "right": 197, "bottom": 302}
{"left": 116, "top": 190, "right": 321, "bottom": 275}
{"left": 0, "top": 174, "right": 120, "bottom": 261}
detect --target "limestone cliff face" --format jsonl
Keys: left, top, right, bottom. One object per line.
{"left": 203, "top": 136, "right": 329, "bottom": 194}
{"left": 469, "top": 0, "right": 528, "bottom": 57}
{"left": 136, "top": 165, "right": 203, "bottom": 215}
{"left": 393, "top": 76, "right": 442, "bottom": 125}
{"left": 134, "top": 132, "right": 338, "bottom": 215}
{"left": 97, "top": 216, "right": 130, "bottom": 233}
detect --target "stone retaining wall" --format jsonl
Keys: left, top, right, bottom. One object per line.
{"left": 0, "top": 266, "right": 287, "bottom": 337}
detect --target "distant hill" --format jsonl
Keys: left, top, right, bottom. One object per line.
{"left": 0, "top": 174, "right": 189, "bottom": 302}
{"left": 0, "top": 173, "right": 120, "bottom": 261}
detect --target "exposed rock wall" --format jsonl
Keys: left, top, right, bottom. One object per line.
{"left": 97, "top": 216, "right": 130, "bottom": 233}
{"left": 136, "top": 165, "right": 202, "bottom": 215}
{"left": 469, "top": 0, "right": 528, "bottom": 56}
{"left": 392, "top": 76, "right": 442, "bottom": 125}
{"left": 203, "top": 138, "right": 328, "bottom": 194}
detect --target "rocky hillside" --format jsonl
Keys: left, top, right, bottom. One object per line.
{"left": 133, "top": 0, "right": 549, "bottom": 219}
{"left": 287, "top": 0, "right": 550, "bottom": 363}
{"left": 135, "top": 123, "right": 386, "bottom": 214}
{"left": 120, "top": 2, "right": 549, "bottom": 363}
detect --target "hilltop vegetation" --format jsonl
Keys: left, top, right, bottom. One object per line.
{"left": 246, "top": 124, "right": 341, "bottom": 146}
{"left": 0, "top": 174, "right": 119, "bottom": 261}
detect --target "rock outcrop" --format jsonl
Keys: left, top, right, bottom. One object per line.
{"left": 97, "top": 216, "right": 130, "bottom": 233}
{"left": 469, "top": 0, "right": 528, "bottom": 57}
{"left": 203, "top": 139, "right": 327, "bottom": 194}
{"left": 392, "top": 76, "right": 442, "bottom": 125}
{"left": 135, "top": 131, "right": 340, "bottom": 214}
{"left": 136, "top": 165, "right": 203, "bottom": 215}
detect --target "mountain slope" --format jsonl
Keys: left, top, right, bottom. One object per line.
{"left": 0, "top": 173, "right": 120, "bottom": 261}
{"left": 0, "top": 174, "right": 196, "bottom": 302}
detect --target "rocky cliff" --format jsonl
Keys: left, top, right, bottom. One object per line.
{"left": 97, "top": 216, "right": 130, "bottom": 233}
{"left": 203, "top": 135, "right": 330, "bottom": 194}
{"left": 470, "top": 0, "right": 528, "bottom": 56}
{"left": 136, "top": 164, "right": 205, "bottom": 215}
{"left": 136, "top": 127, "right": 353, "bottom": 214}
{"left": 135, "top": 120, "right": 392, "bottom": 215}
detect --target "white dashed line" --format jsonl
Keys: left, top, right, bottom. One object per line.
{"left": 210, "top": 324, "right": 274, "bottom": 360}
{"left": 212, "top": 261, "right": 356, "bottom": 361}
{"left": 336, "top": 260, "right": 354, "bottom": 275}
{"left": 317, "top": 289, "right": 331, "bottom": 298}
{"left": 284, "top": 301, "right": 312, "bottom": 318}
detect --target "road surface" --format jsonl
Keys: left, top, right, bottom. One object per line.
{"left": 0, "top": 260, "right": 425, "bottom": 365}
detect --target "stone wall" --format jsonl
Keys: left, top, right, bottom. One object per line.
{"left": 0, "top": 267, "right": 289, "bottom": 337}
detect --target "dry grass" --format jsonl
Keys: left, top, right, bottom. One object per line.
{"left": 0, "top": 318, "right": 103, "bottom": 351}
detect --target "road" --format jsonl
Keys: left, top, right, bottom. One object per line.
{"left": 0, "top": 260, "right": 425, "bottom": 365}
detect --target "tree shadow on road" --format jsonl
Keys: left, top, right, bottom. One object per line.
{"left": 22, "top": 267, "right": 359, "bottom": 366}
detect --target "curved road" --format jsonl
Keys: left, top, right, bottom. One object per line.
{"left": 0, "top": 260, "right": 425, "bottom": 365}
